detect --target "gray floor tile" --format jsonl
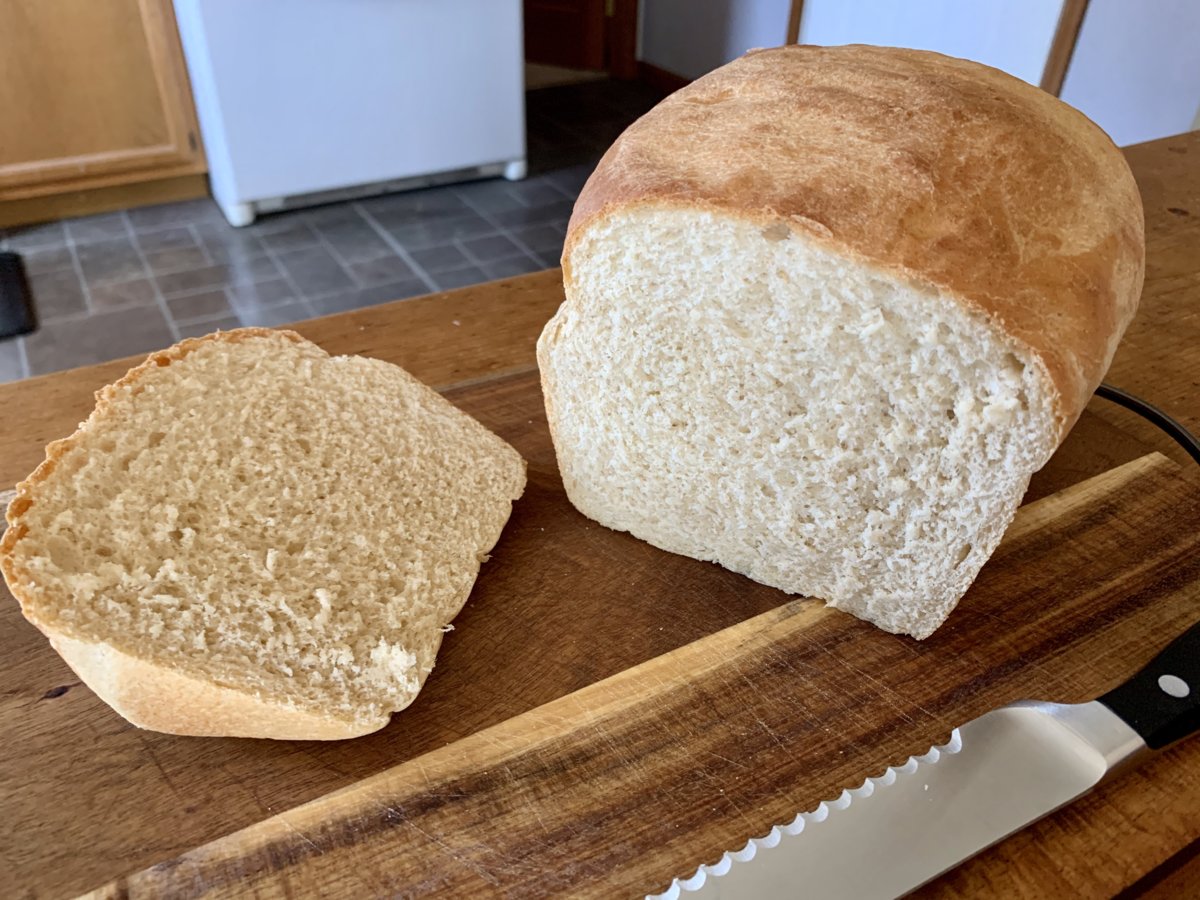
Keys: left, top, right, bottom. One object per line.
{"left": 275, "top": 246, "right": 354, "bottom": 297}
{"left": 545, "top": 164, "right": 594, "bottom": 196}
{"left": 136, "top": 227, "right": 199, "bottom": 253}
{"left": 4, "top": 221, "right": 66, "bottom": 251}
{"left": 506, "top": 182, "right": 566, "bottom": 207}
{"left": 257, "top": 222, "right": 322, "bottom": 254}
{"left": 155, "top": 264, "right": 232, "bottom": 296}
{"left": 167, "top": 289, "right": 233, "bottom": 323}
{"left": 360, "top": 187, "right": 469, "bottom": 220}
{"left": 28, "top": 269, "right": 88, "bottom": 320}
{"left": 155, "top": 256, "right": 279, "bottom": 296}
{"left": 346, "top": 254, "right": 415, "bottom": 287}
{"left": 408, "top": 243, "right": 472, "bottom": 273}
{"left": 25, "top": 306, "right": 174, "bottom": 375}
{"left": 224, "top": 254, "right": 281, "bottom": 284}
{"left": 431, "top": 266, "right": 488, "bottom": 291}
{"left": 75, "top": 237, "right": 148, "bottom": 285}
{"left": 489, "top": 199, "right": 575, "bottom": 230}
{"left": 509, "top": 223, "right": 566, "bottom": 256}
{"left": 226, "top": 278, "right": 294, "bottom": 310}
{"left": 193, "top": 222, "right": 263, "bottom": 249}
{"left": 19, "top": 245, "right": 75, "bottom": 276}
{"left": 308, "top": 279, "right": 427, "bottom": 316}
{"left": 460, "top": 233, "right": 523, "bottom": 263}
{"left": 317, "top": 220, "right": 393, "bottom": 263}
{"left": 0, "top": 337, "right": 26, "bottom": 383}
{"left": 64, "top": 212, "right": 130, "bottom": 243}
{"left": 89, "top": 277, "right": 159, "bottom": 312}
{"left": 203, "top": 238, "right": 269, "bottom": 266}
{"left": 236, "top": 301, "right": 311, "bottom": 328}
{"left": 143, "top": 246, "right": 210, "bottom": 274}
{"left": 482, "top": 255, "right": 546, "bottom": 280}
{"left": 128, "top": 199, "right": 223, "bottom": 232}
{"left": 454, "top": 180, "right": 528, "bottom": 215}
{"left": 376, "top": 211, "right": 496, "bottom": 249}
{"left": 526, "top": 145, "right": 604, "bottom": 177}
{"left": 303, "top": 205, "right": 368, "bottom": 228}
{"left": 176, "top": 315, "right": 242, "bottom": 339}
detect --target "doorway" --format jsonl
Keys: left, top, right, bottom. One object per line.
{"left": 523, "top": 0, "right": 639, "bottom": 88}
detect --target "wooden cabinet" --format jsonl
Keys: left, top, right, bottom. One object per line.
{"left": 0, "top": 0, "right": 205, "bottom": 214}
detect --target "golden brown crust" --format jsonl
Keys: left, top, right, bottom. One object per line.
{"left": 564, "top": 45, "right": 1146, "bottom": 435}
{"left": 50, "top": 634, "right": 384, "bottom": 740}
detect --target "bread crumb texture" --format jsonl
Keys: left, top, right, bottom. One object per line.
{"left": 1, "top": 329, "right": 526, "bottom": 736}
{"left": 544, "top": 210, "right": 1055, "bottom": 638}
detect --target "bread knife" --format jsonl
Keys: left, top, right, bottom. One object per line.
{"left": 650, "top": 620, "right": 1200, "bottom": 899}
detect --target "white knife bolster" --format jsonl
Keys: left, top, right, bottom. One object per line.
{"left": 1011, "top": 700, "right": 1146, "bottom": 773}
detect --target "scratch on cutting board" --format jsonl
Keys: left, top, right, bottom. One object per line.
{"left": 706, "top": 751, "right": 751, "bottom": 771}
{"left": 222, "top": 765, "right": 272, "bottom": 817}
{"left": 277, "top": 813, "right": 324, "bottom": 857}
{"left": 966, "top": 614, "right": 1061, "bottom": 685}
{"left": 133, "top": 731, "right": 185, "bottom": 804}
{"left": 813, "top": 641, "right": 934, "bottom": 723}
{"left": 398, "top": 812, "right": 502, "bottom": 886}
{"left": 730, "top": 668, "right": 788, "bottom": 750}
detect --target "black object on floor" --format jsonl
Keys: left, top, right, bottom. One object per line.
{"left": 0, "top": 252, "right": 37, "bottom": 339}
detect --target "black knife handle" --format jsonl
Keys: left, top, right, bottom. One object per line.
{"left": 1098, "top": 620, "right": 1200, "bottom": 750}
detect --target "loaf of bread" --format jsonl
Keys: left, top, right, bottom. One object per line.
{"left": 0, "top": 329, "right": 526, "bottom": 739}
{"left": 538, "top": 45, "right": 1144, "bottom": 638}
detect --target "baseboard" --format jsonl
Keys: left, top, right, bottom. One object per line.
{"left": 0, "top": 174, "right": 210, "bottom": 229}
{"left": 637, "top": 61, "right": 691, "bottom": 95}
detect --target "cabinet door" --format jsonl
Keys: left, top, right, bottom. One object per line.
{"left": 0, "top": 0, "right": 204, "bottom": 200}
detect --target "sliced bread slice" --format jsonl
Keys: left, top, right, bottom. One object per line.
{"left": 1, "top": 328, "right": 526, "bottom": 739}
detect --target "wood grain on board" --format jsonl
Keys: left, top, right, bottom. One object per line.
{"left": 87, "top": 453, "right": 1200, "bottom": 899}
{"left": 1, "top": 133, "right": 1198, "bottom": 897}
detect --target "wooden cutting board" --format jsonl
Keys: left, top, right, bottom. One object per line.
{"left": 4, "top": 363, "right": 1199, "bottom": 898}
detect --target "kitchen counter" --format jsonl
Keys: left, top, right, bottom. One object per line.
{"left": 1, "top": 131, "right": 1198, "bottom": 898}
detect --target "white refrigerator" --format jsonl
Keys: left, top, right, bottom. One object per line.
{"left": 173, "top": 0, "right": 527, "bottom": 226}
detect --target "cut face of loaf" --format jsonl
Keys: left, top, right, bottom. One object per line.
{"left": 539, "top": 45, "right": 1144, "bottom": 639}
{"left": 542, "top": 209, "right": 1057, "bottom": 638}
{"left": 0, "top": 329, "right": 526, "bottom": 739}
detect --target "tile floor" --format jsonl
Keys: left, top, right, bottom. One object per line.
{"left": 0, "top": 79, "right": 665, "bottom": 382}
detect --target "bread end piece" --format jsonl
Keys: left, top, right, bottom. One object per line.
{"left": 3, "top": 328, "right": 526, "bottom": 738}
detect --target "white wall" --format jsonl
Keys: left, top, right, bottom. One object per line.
{"left": 798, "top": 0, "right": 1062, "bottom": 86}
{"left": 638, "top": 0, "right": 789, "bottom": 81}
{"left": 638, "top": 0, "right": 1061, "bottom": 85}
{"left": 636, "top": 0, "right": 1200, "bottom": 148}
{"left": 1060, "top": 0, "right": 1200, "bottom": 146}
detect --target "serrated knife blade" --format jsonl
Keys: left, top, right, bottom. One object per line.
{"left": 651, "top": 620, "right": 1200, "bottom": 900}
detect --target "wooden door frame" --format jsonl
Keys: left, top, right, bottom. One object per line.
{"left": 608, "top": 0, "right": 639, "bottom": 79}
{"left": 788, "top": 0, "right": 1092, "bottom": 98}
{"left": 787, "top": 0, "right": 804, "bottom": 44}
{"left": 1041, "top": 0, "right": 1090, "bottom": 96}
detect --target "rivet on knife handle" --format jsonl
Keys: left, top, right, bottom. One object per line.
{"left": 1098, "top": 619, "right": 1200, "bottom": 750}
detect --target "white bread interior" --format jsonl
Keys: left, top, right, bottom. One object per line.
{"left": 540, "top": 207, "right": 1058, "bottom": 639}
